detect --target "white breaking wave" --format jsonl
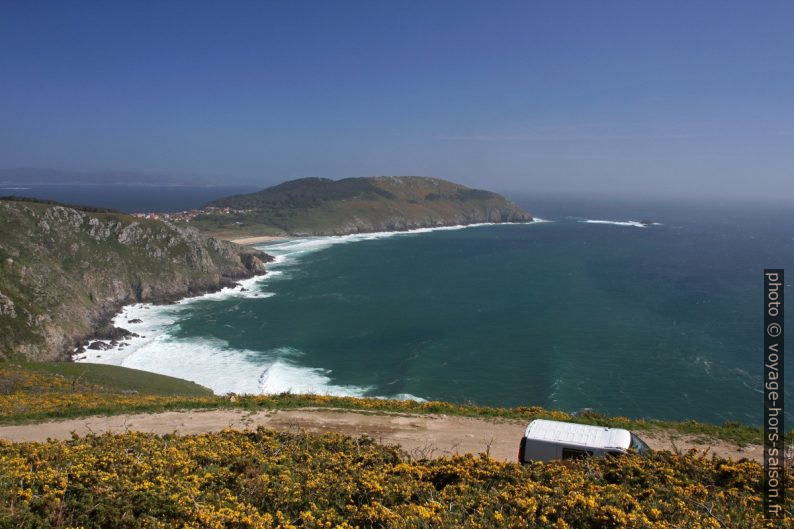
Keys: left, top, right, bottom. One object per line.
{"left": 257, "top": 221, "right": 537, "bottom": 262}
{"left": 581, "top": 219, "right": 661, "bottom": 228}
{"left": 258, "top": 352, "right": 371, "bottom": 396}
{"left": 79, "top": 328, "right": 370, "bottom": 396}
{"left": 75, "top": 286, "right": 370, "bottom": 396}
{"left": 77, "top": 221, "right": 540, "bottom": 397}
{"left": 385, "top": 393, "right": 428, "bottom": 402}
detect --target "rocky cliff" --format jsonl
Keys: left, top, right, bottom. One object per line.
{"left": 193, "top": 176, "right": 533, "bottom": 237}
{"left": 0, "top": 198, "right": 272, "bottom": 361}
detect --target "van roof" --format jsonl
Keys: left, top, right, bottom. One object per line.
{"left": 524, "top": 419, "right": 631, "bottom": 450}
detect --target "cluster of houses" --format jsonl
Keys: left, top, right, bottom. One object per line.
{"left": 131, "top": 206, "right": 250, "bottom": 222}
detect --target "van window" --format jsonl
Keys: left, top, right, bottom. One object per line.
{"left": 561, "top": 448, "right": 592, "bottom": 460}
{"left": 630, "top": 434, "right": 651, "bottom": 455}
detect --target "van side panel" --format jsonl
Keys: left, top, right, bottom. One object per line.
{"left": 522, "top": 439, "right": 559, "bottom": 463}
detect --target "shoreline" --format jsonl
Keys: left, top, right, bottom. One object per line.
{"left": 73, "top": 221, "right": 541, "bottom": 392}
{"left": 225, "top": 219, "right": 540, "bottom": 246}
{"left": 70, "top": 269, "right": 272, "bottom": 362}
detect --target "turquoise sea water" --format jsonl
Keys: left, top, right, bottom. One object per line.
{"left": 79, "top": 196, "right": 793, "bottom": 425}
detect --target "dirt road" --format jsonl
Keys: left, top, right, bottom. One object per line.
{"left": 0, "top": 408, "right": 761, "bottom": 463}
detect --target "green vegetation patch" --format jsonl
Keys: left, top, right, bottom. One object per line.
{"left": 16, "top": 362, "right": 212, "bottom": 397}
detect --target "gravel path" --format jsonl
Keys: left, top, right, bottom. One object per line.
{"left": 0, "top": 408, "right": 761, "bottom": 463}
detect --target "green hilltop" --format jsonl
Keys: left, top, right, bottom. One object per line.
{"left": 190, "top": 176, "right": 533, "bottom": 238}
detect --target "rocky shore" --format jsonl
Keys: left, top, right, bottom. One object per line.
{"left": 0, "top": 199, "right": 273, "bottom": 361}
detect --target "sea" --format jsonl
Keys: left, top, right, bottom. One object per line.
{"left": 8, "top": 184, "right": 791, "bottom": 426}
{"left": 0, "top": 184, "right": 259, "bottom": 213}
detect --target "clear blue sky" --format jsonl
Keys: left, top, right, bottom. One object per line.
{"left": 1, "top": 1, "right": 792, "bottom": 199}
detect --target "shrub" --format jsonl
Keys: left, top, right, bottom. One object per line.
{"left": 1, "top": 428, "right": 789, "bottom": 528}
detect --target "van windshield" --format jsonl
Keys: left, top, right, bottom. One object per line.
{"left": 630, "top": 433, "right": 651, "bottom": 455}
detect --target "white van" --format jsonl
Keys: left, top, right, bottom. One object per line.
{"left": 518, "top": 419, "right": 651, "bottom": 463}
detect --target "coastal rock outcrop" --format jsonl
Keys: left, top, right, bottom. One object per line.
{"left": 0, "top": 199, "right": 273, "bottom": 361}
{"left": 0, "top": 292, "right": 15, "bottom": 318}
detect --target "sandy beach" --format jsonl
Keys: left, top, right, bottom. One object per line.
{"left": 231, "top": 235, "right": 288, "bottom": 245}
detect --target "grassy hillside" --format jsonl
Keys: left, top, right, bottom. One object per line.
{"left": 192, "top": 176, "right": 533, "bottom": 237}
{"left": 0, "top": 198, "right": 272, "bottom": 361}
{"left": 14, "top": 362, "right": 212, "bottom": 397}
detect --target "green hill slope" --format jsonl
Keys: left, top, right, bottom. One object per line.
{"left": 194, "top": 176, "right": 533, "bottom": 237}
{"left": 15, "top": 362, "right": 213, "bottom": 396}
{"left": 0, "top": 198, "right": 272, "bottom": 361}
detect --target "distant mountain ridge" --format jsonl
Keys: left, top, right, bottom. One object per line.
{"left": 0, "top": 168, "right": 213, "bottom": 186}
{"left": 196, "top": 176, "right": 532, "bottom": 237}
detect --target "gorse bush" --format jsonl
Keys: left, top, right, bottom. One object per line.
{"left": 1, "top": 428, "right": 789, "bottom": 529}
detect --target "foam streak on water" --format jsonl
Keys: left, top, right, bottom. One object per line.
{"left": 580, "top": 219, "right": 662, "bottom": 228}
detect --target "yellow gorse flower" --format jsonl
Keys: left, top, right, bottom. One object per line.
{"left": 0, "top": 427, "right": 790, "bottom": 528}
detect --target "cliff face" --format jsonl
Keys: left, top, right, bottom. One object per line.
{"left": 0, "top": 199, "right": 272, "bottom": 361}
{"left": 194, "top": 176, "right": 533, "bottom": 237}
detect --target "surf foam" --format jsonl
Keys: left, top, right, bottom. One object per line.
{"left": 581, "top": 219, "right": 660, "bottom": 228}
{"left": 257, "top": 221, "right": 537, "bottom": 262}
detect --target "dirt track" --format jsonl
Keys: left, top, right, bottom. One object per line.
{"left": 0, "top": 408, "right": 762, "bottom": 463}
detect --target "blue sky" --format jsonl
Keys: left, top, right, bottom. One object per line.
{"left": 1, "top": 1, "right": 792, "bottom": 199}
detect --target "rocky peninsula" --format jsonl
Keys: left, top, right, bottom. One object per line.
{"left": 190, "top": 176, "right": 533, "bottom": 238}
{"left": 0, "top": 198, "right": 272, "bottom": 361}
